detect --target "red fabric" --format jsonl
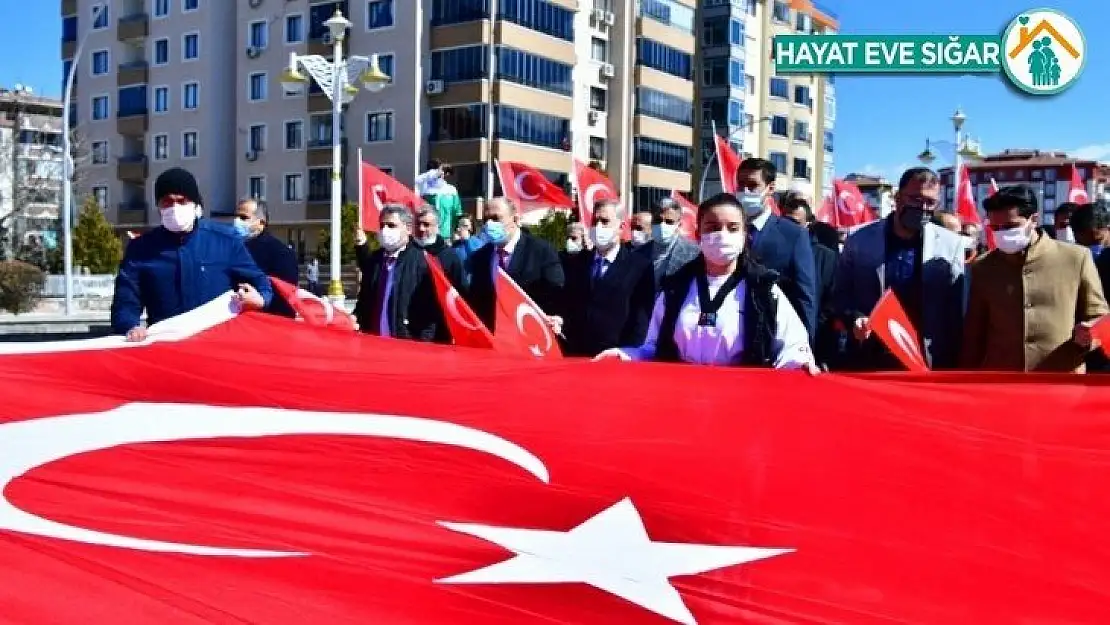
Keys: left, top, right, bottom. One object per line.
{"left": 669, "top": 191, "right": 698, "bottom": 241}
{"left": 496, "top": 161, "right": 573, "bottom": 218}
{"left": 360, "top": 162, "right": 424, "bottom": 231}
{"left": 713, "top": 135, "right": 741, "bottom": 195}
{"left": 1068, "top": 164, "right": 1090, "bottom": 204}
{"left": 818, "top": 180, "right": 875, "bottom": 228}
{"left": 425, "top": 252, "right": 495, "bottom": 349}
{"left": 270, "top": 278, "right": 355, "bottom": 331}
{"left": 982, "top": 179, "right": 1000, "bottom": 251}
{"left": 869, "top": 289, "right": 929, "bottom": 372}
{"left": 573, "top": 160, "right": 619, "bottom": 231}
{"left": 493, "top": 268, "right": 562, "bottom": 359}
{"left": 955, "top": 165, "right": 982, "bottom": 226}
{"left": 2, "top": 309, "right": 1110, "bottom": 622}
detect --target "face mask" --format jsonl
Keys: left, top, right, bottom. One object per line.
{"left": 484, "top": 220, "right": 508, "bottom": 245}
{"left": 232, "top": 219, "right": 253, "bottom": 239}
{"left": 653, "top": 223, "right": 678, "bottom": 243}
{"left": 565, "top": 239, "right": 582, "bottom": 254}
{"left": 738, "top": 191, "right": 765, "bottom": 217}
{"left": 1090, "top": 244, "right": 1104, "bottom": 257}
{"left": 994, "top": 224, "right": 1033, "bottom": 254}
{"left": 160, "top": 203, "right": 197, "bottom": 232}
{"left": 699, "top": 230, "right": 745, "bottom": 266}
{"left": 591, "top": 225, "right": 618, "bottom": 250}
{"left": 417, "top": 234, "right": 438, "bottom": 248}
{"left": 630, "top": 230, "right": 650, "bottom": 246}
{"left": 897, "top": 205, "right": 929, "bottom": 233}
{"left": 377, "top": 226, "right": 404, "bottom": 252}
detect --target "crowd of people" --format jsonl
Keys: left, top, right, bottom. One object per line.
{"left": 110, "top": 160, "right": 1110, "bottom": 374}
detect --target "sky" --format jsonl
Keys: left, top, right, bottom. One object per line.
{"left": 1, "top": 0, "right": 1105, "bottom": 184}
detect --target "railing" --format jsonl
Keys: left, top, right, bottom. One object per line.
{"left": 116, "top": 107, "right": 149, "bottom": 118}
{"left": 42, "top": 274, "right": 115, "bottom": 298}
{"left": 307, "top": 137, "right": 333, "bottom": 148}
{"left": 118, "top": 154, "right": 147, "bottom": 164}
{"left": 118, "top": 13, "right": 150, "bottom": 24}
{"left": 119, "top": 60, "right": 149, "bottom": 70}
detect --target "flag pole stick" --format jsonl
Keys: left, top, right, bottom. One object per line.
{"left": 357, "top": 148, "right": 364, "bottom": 231}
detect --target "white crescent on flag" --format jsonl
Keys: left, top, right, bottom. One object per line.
{"left": 583, "top": 183, "right": 613, "bottom": 214}
{"left": 837, "top": 189, "right": 863, "bottom": 216}
{"left": 515, "top": 172, "right": 542, "bottom": 201}
{"left": 515, "top": 302, "right": 554, "bottom": 358}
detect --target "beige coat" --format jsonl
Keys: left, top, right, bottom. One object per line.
{"left": 961, "top": 233, "right": 1109, "bottom": 372}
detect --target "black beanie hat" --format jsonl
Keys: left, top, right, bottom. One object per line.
{"left": 154, "top": 167, "right": 203, "bottom": 206}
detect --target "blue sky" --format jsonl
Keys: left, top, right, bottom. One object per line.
{"left": 1, "top": 1, "right": 1104, "bottom": 184}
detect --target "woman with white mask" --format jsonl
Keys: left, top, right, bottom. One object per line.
{"left": 595, "top": 193, "right": 818, "bottom": 372}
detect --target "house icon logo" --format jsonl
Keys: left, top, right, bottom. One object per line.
{"left": 1001, "top": 8, "right": 1085, "bottom": 95}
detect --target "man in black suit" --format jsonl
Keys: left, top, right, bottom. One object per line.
{"left": 466, "top": 197, "right": 564, "bottom": 331}
{"left": 414, "top": 206, "right": 467, "bottom": 343}
{"left": 235, "top": 198, "right": 300, "bottom": 318}
{"left": 781, "top": 192, "right": 840, "bottom": 367}
{"left": 735, "top": 158, "right": 817, "bottom": 336}
{"left": 636, "top": 196, "right": 700, "bottom": 291}
{"left": 352, "top": 205, "right": 439, "bottom": 342}
{"left": 559, "top": 199, "right": 655, "bottom": 356}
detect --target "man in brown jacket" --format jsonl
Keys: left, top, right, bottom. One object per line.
{"left": 961, "top": 186, "right": 1109, "bottom": 372}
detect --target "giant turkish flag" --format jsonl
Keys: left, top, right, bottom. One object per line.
{"left": 1, "top": 293, "right": 1109, "bottom": 623}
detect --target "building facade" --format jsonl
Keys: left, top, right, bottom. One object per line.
{"left": 937, "top": 149, "right": 1110, "bottom": 224}
{"left": 842, "top": 172, "right": 893, "bottom": 218}
{"left": 62, "top": 0, "right": 698, "bottom": 258}
{"left": 0, "top": 87, "right": 65, "bottom": 256}
{"left": 694, "top": 0, "right": 837, "bottom": 203}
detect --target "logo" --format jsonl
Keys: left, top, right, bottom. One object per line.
{"left": 1001, "top": 9, "right": 1085, "bottom": 95}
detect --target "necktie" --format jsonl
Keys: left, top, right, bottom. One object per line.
{"left": 498, "top": 248, "right": 510, "bottom": 269}
{"left": 369, "top": 257, "right": 395, "bottom": 334}
{"left": 592, "top": 257, "right": 607, "bottom": 282}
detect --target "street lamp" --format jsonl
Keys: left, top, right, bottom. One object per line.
{"left": 696, "top": 117, "right": 773, "bottom": 201}
{"left": 60, "top": 2, "right": 107, "bottom": 315}
{"left": 280, "top": 9, "right": 390, "bottom": 306}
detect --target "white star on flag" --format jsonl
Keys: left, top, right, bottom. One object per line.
{"left": 437, "top": 498, "right": 793, "bottom": 625}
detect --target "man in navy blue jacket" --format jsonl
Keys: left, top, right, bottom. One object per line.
{"left": 735, "top": 158, "right": 817, "bottom": 337}
{"left": 111, "top": 168, "right": 272, "bottom": 340}
{"left": 234, "top": 198, "right": 299, "bottom": 318}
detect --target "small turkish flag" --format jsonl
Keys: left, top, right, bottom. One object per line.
{"left": 869, "top": 289, "right": 929, "bottom": 372}
{"left": 669, "top": 190, "right": 698, "bottom": 241}
{"left": 713, "top": 135, "right": 741, "bottom": 195}
{"left": 496, "top": 160, "right": 573, "bottom": 219}
{"left": 359, "top": 161, "right": 423, "bottom": 232}
{"left": 1068, "top": 164, "right": 1090, "bottom": 204}
{"left": 270, "top": 277, "right": 356, "bottom": 331}
{"left": 425, "top": 252, "right": 495, "bottom": 349}
{"left": 955, "top": 166, "right": 981, "bottom": 226}
{"left": 573, "top": 159, "right": 618, "bottom": 226}
{"left": 494, "top": 267, "right": 563, "bottom": 359}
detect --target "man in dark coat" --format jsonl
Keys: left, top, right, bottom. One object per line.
{"left": 234, "top": 198, "right": 299, "bottom": 317}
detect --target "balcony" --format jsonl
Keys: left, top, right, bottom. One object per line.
{"left": 117, "top": 61, "right": 149, "bottom": 86}
{"left": 116, "top": 155, "right": 148, "bottom": 182}
{"left": 118, "top": 13, "right": 150, "bottom": 41}
{"left": 61, "top": 0, "right": 77, "bottom": 15}
{"left": 308, "top": 92, "right": 332, "bottom": 113}
{"left": 117, "top": 201, "right": 149, "bottom": 225}
{"left": 116, "top": 110, "right": 149, "bottom": 136}
{"left": 308, "top": 36, "right": 334, "bottom": 57}
{"left": 62, "top": 40, "right": 77, "bottom": 60}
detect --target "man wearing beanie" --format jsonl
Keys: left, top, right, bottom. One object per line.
{"left": 111, "top": 167, "right": 273, "bottom": 340}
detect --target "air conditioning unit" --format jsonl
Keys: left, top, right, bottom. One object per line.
{"left": 246, "top": 150, "right": 258, "bottom": 161}
{"left": 601, "top": 63, "right": 615, "bottom": 78}
{"left": 425, "top": 79, "right": 445, "bottom": 95}
{"left": 592, "top": 8, "right": 606, "bottom": 22}
{"left": 246, "top": 46, "right": 261, "bottom": 58}
{"left": 587, "top": 110, "right": 599, "bottom": 124}
{"left": 603, "top": 11, "right": 616, "bottom": 26}
{"left": 322, "top": 33, "right": 333, "bottom": 45}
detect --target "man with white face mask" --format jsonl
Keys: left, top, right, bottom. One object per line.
{"left": 961, "top": 185, "right": 1109, "bottom": 372}
{"left": 629, "top": 210, "right": 653, "bottom": 247}
{"left": 110, "top": 167, "right": 272, "bottom": 341}
{"left": 353, "top": 205, "right": 441, "bottom": 342}
{"left": 557, "top": 199, "right": 655, "bottom": 356}
{"left": 636, "top": 197, "right": 699, "bottom": 290}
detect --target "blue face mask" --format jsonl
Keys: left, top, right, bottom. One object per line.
{"left": 484, "top": 220, "right": 507, "bottom": 245}
{"left": 738, "top": 191, "right": 765, "bottom": 217}
{"left": 233, "top": 218, "right": 253, "bottom": 239}
{"left": 1090, "top": 244, "right": 1104, "bottom": 257}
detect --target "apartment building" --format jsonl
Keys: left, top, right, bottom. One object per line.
{"left": 694, "top": 0, "right": 837, "bottom": 204}
{"left": 0, "top": 87, "right": 65, "bottom": 253}
{"left": 62, "top": 0, "right": 697, "bottom": 255}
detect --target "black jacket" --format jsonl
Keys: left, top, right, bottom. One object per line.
{"left": 466, "top": 232, "right": 565, "bottom": 330}
{"left": 353, "top": 243, "right": 439, "bottom": 342}
{"left": 244, "top": 230, "right": 300, "bottom": 318}
{"left": 559, "top": 246, "right": 656, "bottom": 356}
{"left": 811, "top": 241, "right": 840, "bottom": 367}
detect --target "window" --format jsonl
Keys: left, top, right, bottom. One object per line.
{"left": 309, "top": 114, "right": 333, "bottom": 145}
{"left": 496, "top": 105, "right": 570, "bottom": 150}
{"left": 636, "top": 87, "right": 692, "bottom": 126}
{"left": 770, "top": 115, "right": 788, "bottom": 136}
{"left": 92, "top": 186, "right": 108, "bottom": 208}
{"left": 182, "top": 131, "right": 198, "bottom": 158}
{"left": 744, "top": 113, "right": 754, "bottom": 129}
{"left": 729, "top": 59, "right": 744, "bottom": 87}
{"left": 431, "top": 45, "right": 487, "bottom": 83}
{"left": 769, "top": 77, "right": 789, "bottom": 98}
{"left": 730, "top": 18, "right": 744, "bottom": 45}
{"left": 430, "top": 0, "right": 491, "bottom": 26}
{"left": 91, "top": 95, "right": 109, "bottom": 120}
{"left": 430, "top": 105, "right": 486, "bottom": 141}
{"left": 728, "top": 99, "right": 742, "bottom": 126}
{"left": 589, "top": 136, "right": 606, "bottom": 161}
{"left": 367, "top": 0, "right": 394, "bottom": 29}
{"left": 824, "top": 130, "right": 834, "bottom": 152}
{"left": 496, "top": 46, "right": 572, "bottom": 95}
{"left": 634, "top": 187, "right": 671, "bottom": 213}
{"left": 285, "top": 14, "right": 304, "bottom": 43}
{"left": 183, "top": 82, "right": 199, "bottom": 109}
{"left": 249, "top": 21, "right": 268, "bottom": 49}
{"left": 91, "top": 50, "right": 109, "bottom": 76}
{"left": 1030, "top": 169, "right": 1043, "bottom": 181}
{"left": 795, "top": 11, "right": 811, "bottom": 32}
{"left": 284, "top": 173, "right": 304, "bottom": 202}
{"left": 91, "top": 141, "right": 108, "bottom": 165}
{"left": 284, "top": 120, "right": 304, "bottom": 150}
{"left": 248, "top": 124, "right": 266, "bottom": 152}
{"left": 63, "top": 17, "right": 77, "bottom": 43}
{"left": 308, "top": 168, "right": 331, "bottom": 202}
{"left": 154, "top": 0, "right": 169, "bottom": 17}
{"left": 768, "top": 151, "right": 787, "bottom": 174}
{"left": 772, "top": 1, "right": 789, "bottom": 22}
{"left": 638, "top": 0, "right": 695, "bottom": 33}
{"left": 591, "top": 37, "right": 608, "bottom": 62}
{"left": 153, "top": 38, "right": 169, "bottom": 65}
{"left": 636, "top": 38, "right": 692, "bottom": 80}
{"left": 499, "top": 0, "right": 575, "bottom": 42}
{"left": 378, "top": 54, "right": 395, "bottom": 84}
{"left": 793, "top": 120, "right": 809, "bottom": 142}
{"left": 153, "top": 86, "right": 169, "bottom": 113}
{"left": 183, "top": 0, "right": 198, "bottom": 11}
{"left": 249, "top": 72, "right": 267, "bottom": 101}
{"left": 589, "top": 87, "right": 607, "bottom": 112}
{"left": 153, "top": 134, "right": 168, "bottom": 161}
{"left": 792, "top": 158, "right": 810, "bottom": 179}
{"left": 701, "top": 58, "right": 728, "bottom": 87}
{"left": 365, "top": 111, "right": 394, "bottom": 142}
{"left": 701, "top": 16, "right": 730, "bottom": 47}
{"left": 248, "top": 176, "right": 265, "bottom": 200}
{"left": 183, "top": 33, "right": 199, "bottom": 60}
{"left": 1045, "top": 168, "right": 1057, "bottom": 182}
{"left": 634, "top": 137, "right": 690, "bottom": 172}
{"left": 794, "top": 85, "right": 810, "bottom": 107}
{"left": 1015, "top": 169, "right": 1026, "bottom": 181}
{"left": 746, "top": 74, "right": 756, "bottom": 95}
{"left": 92, "top": 3, "right": 109, "bottom": 29}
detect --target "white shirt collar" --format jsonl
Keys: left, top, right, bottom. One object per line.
{"left": 502, "top": 229, "right": 521, "bottom": 255}
{"left": 595, "top": 244, "right": 620, "bottom": 263}
{"left": 750, "top": 210, "right": 773, "bottom": 231}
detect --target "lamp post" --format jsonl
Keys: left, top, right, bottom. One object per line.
{"left": 916, "top": 108, "right": 982, "bottom": 211}
{"left": 696, "top": 116, "right": 773, "bottom": 201}
{"left": 60, "top": 2, "right": 106, "bottom": 315}
{"left": 280, "top": 9, "right": 390, "bottom": 306}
